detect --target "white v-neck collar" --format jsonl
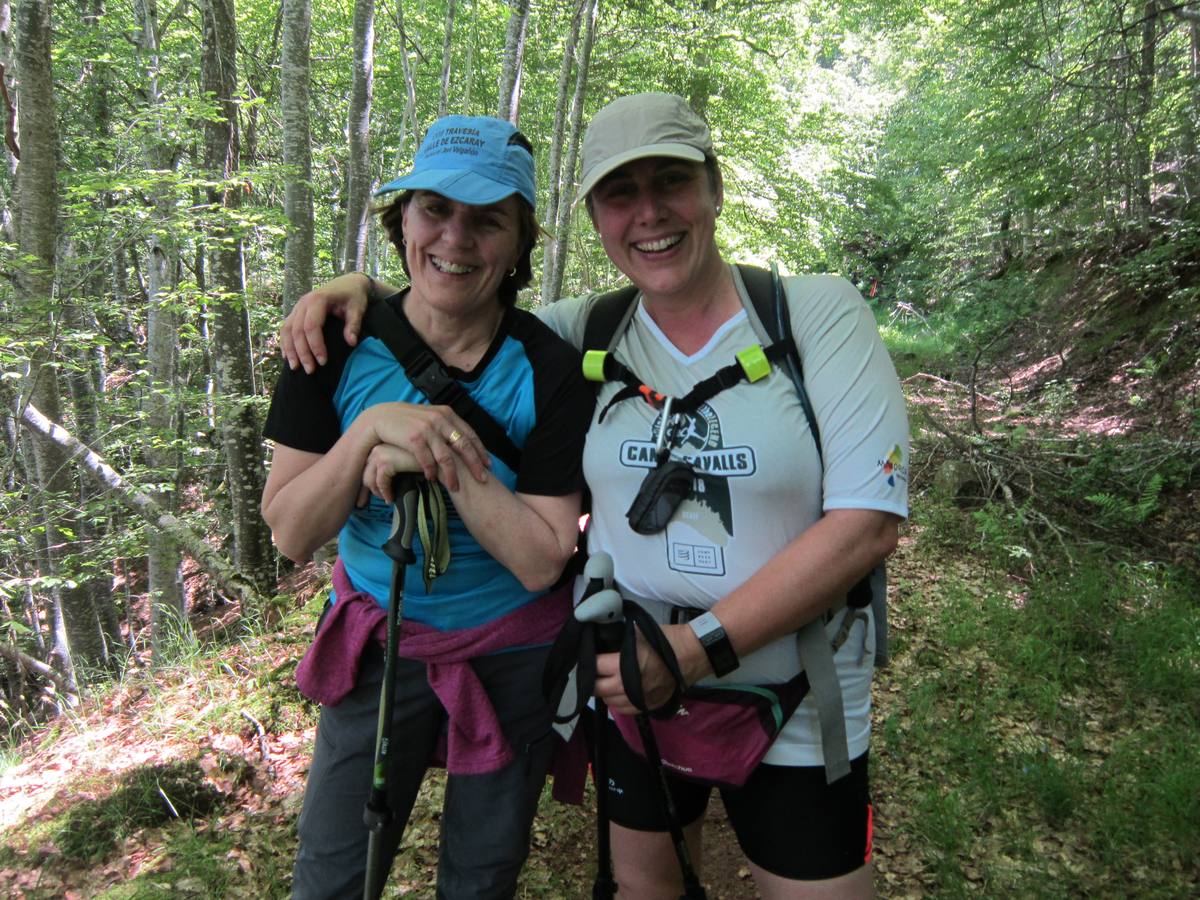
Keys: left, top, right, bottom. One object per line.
{"left": 634, "top": 300, "right": 748, "bottom": 366}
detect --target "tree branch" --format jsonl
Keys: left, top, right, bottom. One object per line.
{"left": 5, "top": 378, "right": 265, "bottom": 611}
{"left": 0, "top": 641, "right": 73, "bottom": 696}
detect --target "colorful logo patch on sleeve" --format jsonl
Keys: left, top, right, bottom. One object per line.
{"left": 880, "top": 443, "right": 906, "bottom": 488}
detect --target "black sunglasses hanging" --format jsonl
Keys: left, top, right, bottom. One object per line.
{"left": 625, "top": 397, "right": 697, "bottom": 535}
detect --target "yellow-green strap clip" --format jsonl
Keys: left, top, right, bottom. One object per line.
{"left": 582, "top": 349, "right": 609, "bottom": 382}
{"left": 736, "top": 345, "right": 771, "bottom": 383}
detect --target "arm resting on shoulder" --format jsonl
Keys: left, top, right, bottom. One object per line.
{"left": 281, "top": 273, "right": 390, "bottom": 373}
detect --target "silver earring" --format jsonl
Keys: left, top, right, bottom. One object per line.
{"left": 508, "top": 266, "right": 517, "bottom": 277}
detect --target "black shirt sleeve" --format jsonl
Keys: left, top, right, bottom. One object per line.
{"left": 262, "top": 320, "right": 354, "bottom": 454}
{"left": 510, "top": 310, "right": 595, "bottom": 497}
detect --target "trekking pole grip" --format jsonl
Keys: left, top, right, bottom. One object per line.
{"left": 382, "top": 474, "right": 419, "bottom": 564}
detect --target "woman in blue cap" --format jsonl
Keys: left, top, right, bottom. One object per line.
{"left": 261, "top": 115, "right": 592, "bottom": 899}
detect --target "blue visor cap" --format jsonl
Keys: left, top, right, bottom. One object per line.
{"left": 376, "top": 115, "right": 536, "bottom": 210}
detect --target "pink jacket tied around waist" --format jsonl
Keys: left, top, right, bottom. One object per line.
{"left": 296, "top": 558, "right": 575, "bottom": 778}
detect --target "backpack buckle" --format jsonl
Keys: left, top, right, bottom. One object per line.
{"left": 407, "top": 353, "right": 460, "bottom": 405}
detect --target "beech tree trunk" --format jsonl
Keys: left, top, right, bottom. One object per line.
{"left": 281, "top": 0, "right": 314, "bottom": 310}
{"left": 437, "top": 0, "right": 456, "bottom": 116}
{"left": 201, "top": 0, "right": 273, "bottom": 597}
{"left": 13, "top": 0, "right": 91, "bottom": 693}
{"left": 134, "top": 0, "right": 186, "bottom": 653}
{"left": 388, "top": 0, "right": 419, "bottom": 176}
{"left": 546, "top": 0, "right": 597, "bottom": 302}
{"left": 1131, "top": 0, "right": 1159, "bottom": 226}
{"left": 498, "top": 0, "right": 530, "bottom": 122}
{"left": 341, "top": 0, "right": 374, "bottom": 273}
{"left": 1, "top": 0, "right": 16, "bottom": 194}
{"left": 539, "top": 0, "right": 585, "bottom": 305}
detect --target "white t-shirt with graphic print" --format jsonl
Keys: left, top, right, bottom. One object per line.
{"left": 536, "top": 268, "right": 910, "bottom": 767}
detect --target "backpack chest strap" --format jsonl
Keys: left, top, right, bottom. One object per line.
{"left": 584, "top": 338, "right": 797, "bottom": 424}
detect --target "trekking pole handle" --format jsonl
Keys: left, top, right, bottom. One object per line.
{"left": 382, "top": 474, "right": 419, "bottom": 564}
{"left": 582, "top": 552, "right": 614, "bottom": 598}
{"left": 576, "top": 587, "right": 625, "bottom": 654}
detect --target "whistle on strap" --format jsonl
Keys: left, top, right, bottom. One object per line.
{"left": 638, "top": 384, "right": 667, "bottom": 407}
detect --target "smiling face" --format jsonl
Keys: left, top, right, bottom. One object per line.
{"left": 587, "top": 156, "right": 725, "bottom": 302}
{"left": 400, "top": 191, "right": 524, "bottom": 317}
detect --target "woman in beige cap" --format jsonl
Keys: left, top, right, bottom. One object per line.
{"left": 280, "top": 92, "right": 908, "bottom": 899}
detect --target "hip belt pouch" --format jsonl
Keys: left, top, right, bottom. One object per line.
{"left": 610, "top": 672, "right": 811, "bottom": 789}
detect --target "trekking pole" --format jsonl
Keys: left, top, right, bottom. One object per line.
{"left": 574, "top": 553, "right": 623, "bottom": 900}
{"left": 632, "top": 712, "right": 707, "bottom": 900}
{"left": 363, "top": 474, "right": 420, "bottom": 900}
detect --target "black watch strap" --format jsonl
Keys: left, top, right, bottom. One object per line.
{"left": 688, "top": 611, "right": 739, "bottom": 677}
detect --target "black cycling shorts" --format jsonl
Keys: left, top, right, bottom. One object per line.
{"left": 590, "top": 711, "right": 873, "bottom": 880}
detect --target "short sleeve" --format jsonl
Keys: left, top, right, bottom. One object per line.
{"left": 262, "top": 320, "right": 353, "bottom": 453}
{"left": 509, "top": 312, "right": 594, "bottom": 496}
{"left": 786, "top": 275, "right": 910, "bottom": 518}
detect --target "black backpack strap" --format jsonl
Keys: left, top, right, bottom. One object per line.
{"left": 738, "top": 264, "right": 823, "bottom": 467}
{"left": 581, "top": 285, "right": 640, "bottom": 353}
{"left": 362, "top": 294, "right": 522, "bottom": 473}
{"left": 739, "top": 265, "right": 888, "bottom": 670}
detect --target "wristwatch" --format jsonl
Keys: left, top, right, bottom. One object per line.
{"left": 688, "top": 612, "right": 739, "bottom": 677}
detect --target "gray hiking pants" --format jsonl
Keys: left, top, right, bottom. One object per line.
{"left": 291, "top": 642, "right": 555, "bottom": 899}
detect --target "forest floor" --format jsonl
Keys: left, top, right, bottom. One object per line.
{"left": 1, "top": 255, "right": 1198, "bottom": 898}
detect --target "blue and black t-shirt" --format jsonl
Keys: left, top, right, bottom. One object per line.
{"left": 264, "top": 292, "right": 592, "bottom": 630}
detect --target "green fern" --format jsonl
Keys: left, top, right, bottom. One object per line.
{"left": 1134, "top": 473, "right": 1164, "bottom": 523}
{"left": 1086, "top": 473, "right": 1164, "bottom": 527}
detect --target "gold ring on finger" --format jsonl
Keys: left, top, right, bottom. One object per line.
{"left": 447, "top": 429, "right": 463, "bottom": 445}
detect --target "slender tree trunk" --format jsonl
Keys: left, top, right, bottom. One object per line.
{"left": 687, "top": 0, "right": 716, "bottom": 117}
{"left": 438, "top": 0, "right": 456, "bottom": 116}
{"left": 464, "top": 3, "right": 476, "bottom": 111}
{"left": 341, "top": 0, "right": 374, "bottom": 273}
{"left": 1, "top": 0, "right": 17, "bottom": 196}
{"left": 547, "top": 0, "right": 598, "bottom": 302}
{"left": 538, "top": 0, "right": 584, "bottom": 305}
{"left": 1132, "top": 0, "right": 1159, "bottom": 227}
{"left": 135, "top": 0, "right": 186, "bottom": 653}
{"left": 13, "top": 0, "right": 94, "bottom": 693}
{"left": 63, "top": 0, "right": 117, "bottom": 653}
{"left": 201, "top": 0, "right": 273, "bottom": 597}
{"left": 1180, "top": 11, "right": 1199, "bottom": 200}
{"left": 281, "top": 0, "right": 314, "bottom": 310}
{"left": 498, "top": 0, "right": 530, "bottom": 122}
{"left": 388, "top": 0, "right": 419, "bottom": 179}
